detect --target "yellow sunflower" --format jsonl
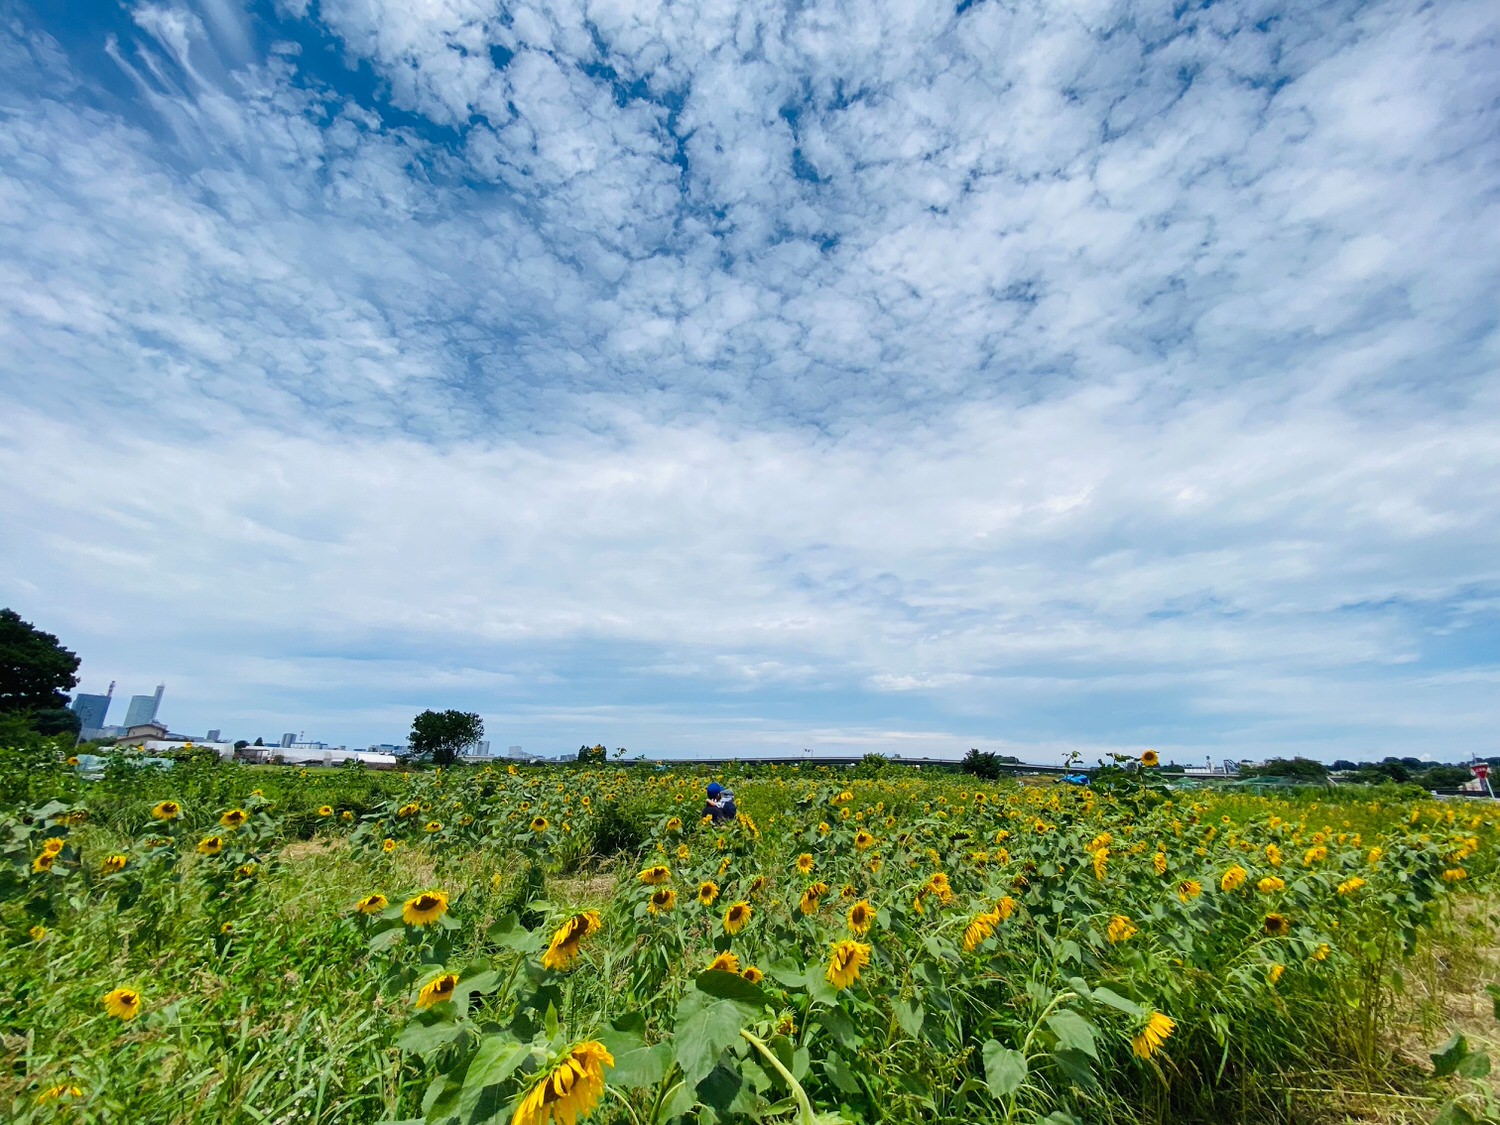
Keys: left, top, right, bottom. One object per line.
{"left": 415, "top": 972, "right": 460, "bottom": 1009}
{"left": 647, "top": 887, "right": 677, "bottom": 915}
{"left": 196, "top": 836, "right": 224, "bottom": 856}
{"left": 1337, "top": 877, "right": 1366, "bottom": 896}
{"left": 1263, "top": 912, "right": 1291, "bottom": 936}
{"left": 424, "top": 821, "right": 442, "bottom": 834}
{"left": 826, "top": 940, "right": 871, "bottom": 990}
{"left": 1140, "top": 750, "right": 1160, "bottom": 768}
{"left": 847, "top": 900, "right": 874, "bottom": 936}
{"left": 41, "top": 837, "right": 66, "bottom": 855}
{"left": 723, "top": 901, "right": 752, "bottom": 935}
{"left": 1131, "top": 1011, "right": 1175, "bottom": 1058}
{"left": 32, "top": 852, "right": 57, "bottom": 873}
{"left": 542, "top": 911, "right": 602, "bottom": 971}
{"left": 799, "top": 882, "right": 829, "bottom": 915}
{"left": 219, "top": 808, "right": 248, "bottom": 829}
{"left": 382, "top": 837, "right": 397, "bottom": 853}
{"left": 665, "top": 816, "right": 682, "bottom": 833}
{"left": 1256, "top": 876, "right": 1285, "bottom": 894}
{"left": 151, "top": 801, "right": 181, "bottom": 821}
{"left": 402, "top": 889, "right": 449, "bottom": 926}
{"left": 962, "top": 908, "right": 1000, "bottom": 952}
{"left": 1220, "top": 865, "right": 1248, "bottom": 892}
{"left": 697, "top": 881, "right": 720, "bottom": 906}
{"left": 796, "top": 853, "right": 815, "bottom": 875}
{"left": 742, "top": 966, "right": 764, "bottom": 984}
{"left": 1107, "top": 915, "right": 1138, "bottom": 943}
{"left": 1268, "top": 963, "right": 1285, "bottom": 985}
{"left": 102, "top": 988, "right": 141, "bottom": 1021}
{"left": 509, "top": 1041, "right": 613, "bottom": 1125}
{"left": 355, "top": 893, "right": 388, "bottom": 915}
{"left": 854, "top": 830, "right": 875, "bottom": 850}
{"left": 1176, "top": 879, "right": 1203, "bottom": 904}
{"left": 38, "top": 1084, "right": 85, "bottom": 1103}
{"left": 531, "top": 816, "right": 549, "bottom": 833}
{"left": 706, "top": 950, "right": 741, "bottom": 974}
{"left": 638, "top": 865, "right": 671, "bottom": 886}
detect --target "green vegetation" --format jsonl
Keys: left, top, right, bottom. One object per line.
{"left": 2, "top": 746, "right": 1497, "bottom": 1124}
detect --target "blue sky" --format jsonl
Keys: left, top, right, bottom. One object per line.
{"left": 1, "top": 0, "right": 1497, "bottom": 762}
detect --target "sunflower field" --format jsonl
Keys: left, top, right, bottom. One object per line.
{"left": 3, "top": 748, "right": 1498, "bottom": 1125}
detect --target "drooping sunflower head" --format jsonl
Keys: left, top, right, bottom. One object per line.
{"left": 424, "top": 821, "right": 442, "bottom": 834}
{"left": 697, "top": 881, "right": 720, "bottom": 906}
{"left": 847, "top": 900, "right": 874, "bottom": 935}
{"left": 1176, "top": 879, "right": 1203, "bottom": 904}
{"left": 510, "top": 1042, "right": 614, "bottom": 1125}
{"left": 1220, "top": 865, "right": 1248, "bottom": 892}
{"left": 1106, "top": 915, "right": 1139, "bottom": 944}
{"left": 706, "top": 950, "right": 741, "bottom": 974}
{"left": 1131, "top": 1011, "right": 1175, "bottom": 1058}
{"left": 748, "top": 874, "right": 768, "bottom": 897}
{"left": 234, "top": 863, "right": 257, "bottom": 880}
{"left": 151, "top": 800, "right": 181, "bottom": 821}
{"left": 638, "top": 865, "right": 671, "bottom": 886}
{"left": 397, "top": 802, "right": 419, "bottom": 819}
{"left": 196, "top": 836, "right": 224, "bottom": 856}
{"left": 963, "top": 908, "right": 1000, "bottom": 952}
{"left": 219, "top": 808, "right": 248, "bottom": 829}
{"left": 825, "top": 940, "right": 871, "bottom": 990}
{"left": 1257, "top": 876, "right": 1286, "bottom": 894}
{"left": 402, "top": 889, "right": 450, "bottom": 926}
{"left": 415, "top": 972, "right": 460, "bottom": 1009}
{"left": 723, "top": 901, "right": 752, "bottom": 935}
{"left": 1268, "top": 963, "right": 1286, "bottom": 985}
{"left": 665, "top": 816, "right": 683, "bottom": 833}
{"left": 542, "top": 911, "right": 603, "bottom": 971}
{"left": 1263, "top": 912, "right": 1291, "bottom": 937}
{"left": 355, "top": 893, "right": 389, "bottom": 915}
{"left": 102, "top": 988, "right": 142, "bottom": 1021}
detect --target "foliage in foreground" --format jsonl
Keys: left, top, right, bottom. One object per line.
{"left": 2, "top": 749, "right": 1497, "bottom": 1125}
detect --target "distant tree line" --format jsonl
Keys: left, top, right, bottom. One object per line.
{"left": 1242, "top": 755, "right": 1492, "bottom": 789}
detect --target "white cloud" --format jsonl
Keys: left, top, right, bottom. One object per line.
{"left": 0, "top": 0, "right": 1496, "bottom": 759}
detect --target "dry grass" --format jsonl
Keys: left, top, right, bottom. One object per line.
{"left": 1327, "top": 896, "right": 1500, "bottom": 1124}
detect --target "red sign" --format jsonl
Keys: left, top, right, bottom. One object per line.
{"left": 1475, "top": 764, "right": 1490, "bottom": 780}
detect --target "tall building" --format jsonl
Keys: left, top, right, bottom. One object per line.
{"left": 205, "top": 729, "right": 221, "bottom": 742}
{"left": 123, "top": 684, "right": 165, "bottom": 728}
{"left": 70, "top": 681, "right": 114, "bottom": 731}
{"left": 280, "top": 733, "right": 296, "bottom": 748}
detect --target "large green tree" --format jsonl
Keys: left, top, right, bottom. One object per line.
{"left": 0, "top": 608, "right": 80, "bottom": 714}
{"left": 407, "top": 709, "right": 484, "bottom": 767}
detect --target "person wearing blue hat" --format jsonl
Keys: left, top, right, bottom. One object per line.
{"left": 702, "top": 781, "right": 738, "bottom": 823}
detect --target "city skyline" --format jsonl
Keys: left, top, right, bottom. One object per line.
{"left": 3, "top": 0, "right": 1497, "bottom": 764}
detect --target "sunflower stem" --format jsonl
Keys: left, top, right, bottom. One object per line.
{"left": 741, "top": 1029, "right": 816, "bottom": 1125}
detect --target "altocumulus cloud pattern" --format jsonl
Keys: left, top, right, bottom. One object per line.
{"left": 0, "top": 0, "right": 1497, "bottom": 761}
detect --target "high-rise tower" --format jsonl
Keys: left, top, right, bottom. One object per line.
{"left": 123, "top": 684, "right": 165, "bottom": 728}
{"left": 70, "top": 681, "right": 114, "bottom": 731}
